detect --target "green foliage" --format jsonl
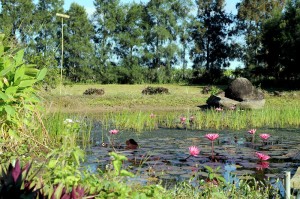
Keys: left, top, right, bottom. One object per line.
{"left": 109, "top": 152, "right": 134, "bottom": 177}
{"left": 261, "top": 0, "right": 300, "bottom": 81}
{"left": 210, "top": 86, "right": 221, "bottom": 95}
{"left": 190, "top": 0, "right": 235, "bottom": 82}
{"left": 64, "top": 3, "right": 95, "bottom": 82}
{"left": 42, "top": 145, "right": 85, "bottom": 194}
{"left": 0, "top": 33, "right": 47, "bottom": 129}
{"left": 0, "top": 0, "right": 35, "bottom": 43}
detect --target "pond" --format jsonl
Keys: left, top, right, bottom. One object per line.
{"left": 85, "top": 126, "right": 300, "bottom": 192}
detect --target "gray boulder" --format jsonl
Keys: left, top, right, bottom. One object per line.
{"left": 225, "top": 77, "right": 264, "bottom": 101}
{"left": 204, "top": 77, "right": 265, "bottom": 110}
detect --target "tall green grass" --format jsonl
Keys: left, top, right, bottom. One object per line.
{"left": 40, "top": 112, "right": 91, "bottom": 148}
{"left": 42, "top": 84, "right": 300, "bottom": 132}
{"left": 90, "top": 104, "right": 300, "bottom": 132}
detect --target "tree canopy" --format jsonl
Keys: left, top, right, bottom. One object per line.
{"left": 0, "top": 0, "right": 299, "bottom": 87}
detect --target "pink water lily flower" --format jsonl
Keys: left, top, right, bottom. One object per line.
{"left": 256, "top": 161, "right": 270, "bottom": 170}
{"left": 109, "top": 129, "right": 119, "bottom": 135}
{"left": 248, "top": 129, "right": 256, "bottom": 135}
{"left": 150, "top": 113, "right": 155, "bottom": 118}
{"left": 180, "top": 116, "right": 186, "bottom": 124}
{"left": 256, "top": 152, "right": 270, "bottom": 161}
{"left": 205, "top": 133, "right": 219, "bottom": 141}
{"left": 189, "top": 146, "right": 200, "bottom": 157}
{"left": 259, "top": 133, "right": 271, "bottom": 141}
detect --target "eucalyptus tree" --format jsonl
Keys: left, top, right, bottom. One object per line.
{"left": 236, "top": 0, "right": 286, "bottom": 71}
{"left": 190, "top": 0, "right": 235, "bottom": 82}
{"left": 24, "top": 0, "right": 64, "bottom": 88}
{"left": 0, "top": 0, "right": 35, "bottom": 43}
{"left": 92, "top": 0, "right": 123, "bottom": 71}
{"left": 29, "top": 0, "right": 64, "bottom": 65}
{"left": 141, "top": 0, "right": 192, "bottom": 83}
{"left": 114, "top": 3, "right": 145, "bottom": 83}
{"left": 64, "top": 3, "right": 95, "bottom": 82}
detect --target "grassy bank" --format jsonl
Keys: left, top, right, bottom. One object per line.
{"left": 41, "top": 84, "right": 300, "bottom": 131}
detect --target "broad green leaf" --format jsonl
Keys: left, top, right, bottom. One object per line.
{"left": 120, "top": 169, "right": 134, "bottom": 177}
{"left": 5, "top": 86, "right": 18, "bottom": 95}
{"left": 36, "top": 68, "right": 47, "bottom": 81}
{"left": 0, "top": 80, "right": 3, "bottom": 88}
{"left": 14, "top": 66, "right": 25, "bottom": 82}
{"left": 53, "top": 183, "right": 64, "bottom": 199}
{"left": 4, "top": 105, "right": 15, "bottom": 116}
{"left": 0, "top": 65, "right": 14, "bottom": 76}
{"left": 14, "top": 49, "right": 24, "bottom": 66}
{"left": 113, "top": 160, "right": 122, "bottom": 175}
{"left": 0, "top": 44, "right": 3, "bottom": 55}
{"left": 0, "top": 91, "right": 9, "bottom": 101}
{"left": 25, "top": 66, "right": 39, "bottom": 76}
{"left": 110, "top": 152, "right": 127, "bottom": 161}
{"left": 18, "top": 80, "right": 36, "bottom": 88}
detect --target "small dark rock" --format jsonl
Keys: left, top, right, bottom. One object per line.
{"left": 142, "top": 86, "right": 169, "bottom": 95}
{"left": 83, "top": 88, "right": 105, "bottom": 95}
{"left": 273, "top": 91, "right": 283, "bottom": 97}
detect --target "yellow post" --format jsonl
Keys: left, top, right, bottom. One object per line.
{"left": 56, "top": 13, "right": 70, "bottom": 95}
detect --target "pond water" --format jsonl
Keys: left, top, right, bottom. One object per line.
{"left": 85, "top": 126, "right": 300, "bottom": 193}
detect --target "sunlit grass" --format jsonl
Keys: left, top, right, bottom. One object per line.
{"left": 40, "top": 84, "right": 300, "bottom": 132}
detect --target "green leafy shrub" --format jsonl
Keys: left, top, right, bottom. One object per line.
{"left": 0, "top": 33, "right": 47, "bottom": 130}
{"left": 142, "top": 86, "right": 169, "bottom": 95}
{"left": 210, "top": 86, "right": 221, "bottom": 95}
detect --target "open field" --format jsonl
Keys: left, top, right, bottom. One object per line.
{"left": 41, "top": 84, "right": 300, "bottom": 113}
{"left": 41, "top": 84, "right": 207, "bottom": 113}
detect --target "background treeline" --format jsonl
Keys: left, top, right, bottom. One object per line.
{"left": 0, "top": 0, "right": 299, "bottom": 88}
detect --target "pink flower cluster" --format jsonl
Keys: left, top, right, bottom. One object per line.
{"left": 109, "top": 129, "right": 119, "bottom": 135}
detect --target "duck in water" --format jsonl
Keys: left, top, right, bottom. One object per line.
{"left": 125, "top": 139, "right": 139, "bottom": 150}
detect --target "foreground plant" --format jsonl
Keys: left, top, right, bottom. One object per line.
{"left": 0, "top": 160, "right": 42, "bottom": 198}
{"left": 0, "top": 33, "right": 47, "bottom": 131}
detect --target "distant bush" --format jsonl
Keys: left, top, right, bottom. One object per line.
{"left": 83, "top": 88, "right": 105, "bottom": 95}
{"left": 142, "top": 86, "right": 169, "bottom": 95}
